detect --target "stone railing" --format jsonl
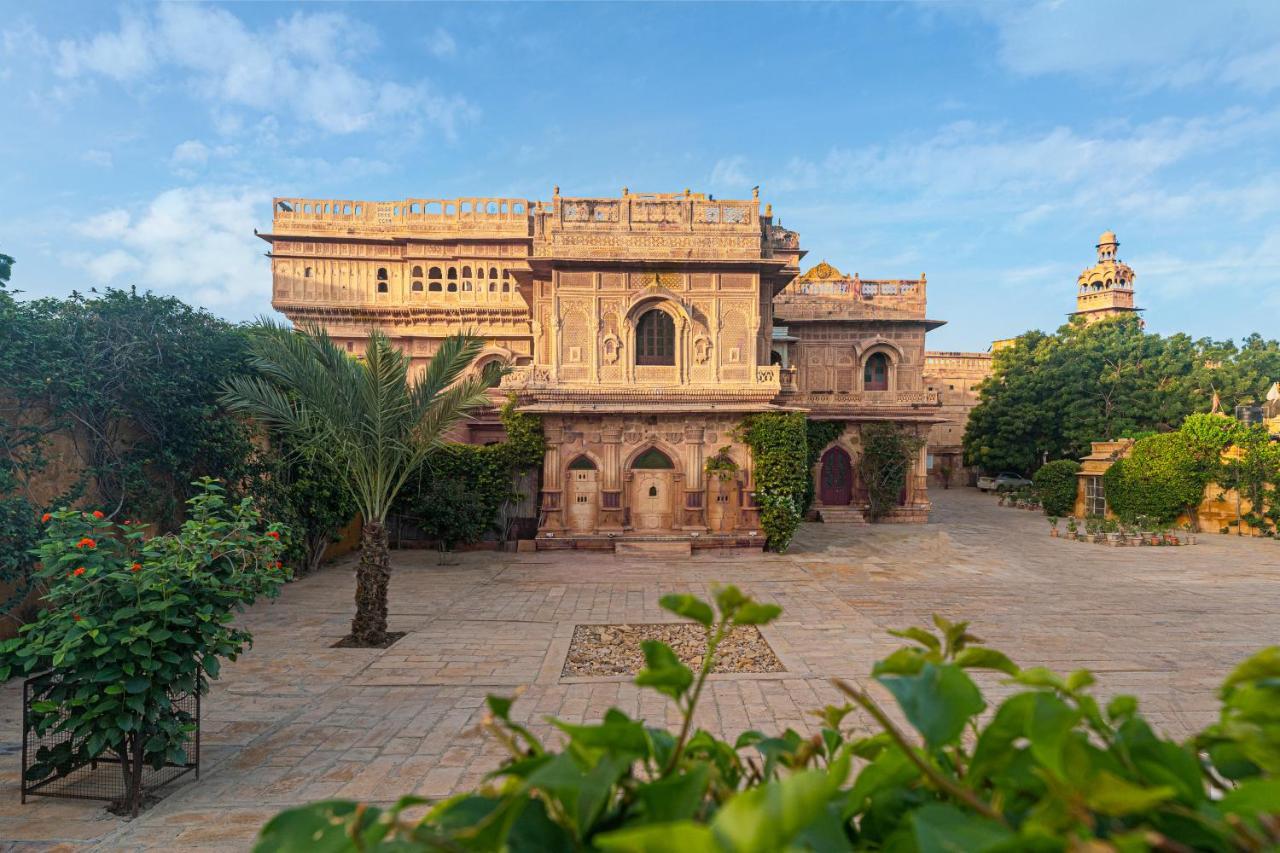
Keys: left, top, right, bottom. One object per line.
{"left": 270, "top": 197, "right": 532, "bottom": 237}
{"left": 790, "top": 389, "right": 941, "bottom": 408}
{"left": 499, "top": 363, "right": 785, "bottom": 392}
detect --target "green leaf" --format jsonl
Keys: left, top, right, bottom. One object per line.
{"left": 635, "top": 641, "right": 695, "bottom": 701}
{"left": 1084, "top": 771, "right": 1177, "bottom": 816}
{"left": 954, "top": 647, "right": 1020, "bottom": 676}
{"left": 732, "top": 602, "right": 782, "bottom": 626}
{"left": 888, "top": 626, "right": 941, "bottom": 652}
{"left": 1220, "top": 778, "right": 1280, "bottom": 818}
{"left": 1027, "top": 693, "right": 1080, "bottom": 777}
{"left": 659, "top": 594, "right": 714, "bottom": 627}
{"left": 877, "top": 663, "right": 985, "bottom": 750}
{"left": 632, "top": 764, "right": 710, "bottom": 824}
{"left": 254, "top": 800, "right": 385, "bottom": 852}
{"left": 910, "top": 803, "right": 1015, "bottom": 852}
{"left": 711, "top": 768, "right": 839, "bottom": 853}
{"left": 713, "top": 585, "right": 748, "bottom": 618}
{"left": 872, "top": 647, "right": 928, "bottom": 676}
{"left": 124, "top": 677, "right": 150, "bottom": 694}
{"left": 1106, "top": 694, "right": 1138, "bottom": 721}
{"left": 1222, "top": 646, "right": 1280, "bottom": 689}
{"left": 596, "top": 821, "right": 721, "bottom": 853}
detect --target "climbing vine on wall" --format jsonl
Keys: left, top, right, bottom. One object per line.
{"left": 1103, "top": 431, "right": 1209, "bottom": 525}
{"left": 803, "top": 420, "right": 844, "bottom": 513}
{"left": 860, "top": 423, "right": 924, "bottom": 522}
{"left": 738, "top": 412, "right": 808, "bottom": 552}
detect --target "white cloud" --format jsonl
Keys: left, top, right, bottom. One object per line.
{"left": 171, "top": 140, "right": 210, "bottom": 167}
{"left": 53, "top": 5, "right": 475, "bottom": 137}
{"left": 709, "top": 155, "right": 750, "bottom": 190}
{"left": 967, "top": 0, "right": 1280, "bottom": 93}
{"left": 70, "top": 186, "right": 271, "bottom": 317}
{"left": 424, "top": 27, "right": 457, "bottom": 59}
{"left": 55, "top": 15, "right": 154, "bottom": 81}
{"left": 82, "top": 149, "right": 113, "bottom": 167}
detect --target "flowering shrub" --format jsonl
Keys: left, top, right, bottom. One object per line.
{"left": 257, "top": 590, "right": 1279, "bottom": 851}
{"left": 0, "top": 478, "right": 288, "bottom": 815}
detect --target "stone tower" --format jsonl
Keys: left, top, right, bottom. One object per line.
{"left": 1072, "top": 231, "right": 1142, "bottom": 324}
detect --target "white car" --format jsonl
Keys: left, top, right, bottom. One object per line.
{"left": 976, "top": 472, "right": 1034, "bottom": 492}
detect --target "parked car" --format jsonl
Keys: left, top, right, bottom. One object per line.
{"left": 977, "top": 472, "right": 1034, "bottom": 492}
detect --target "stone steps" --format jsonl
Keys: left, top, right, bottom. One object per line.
{"left": 817, "top": 507, "right": 868, "bottom": 524}
{"left": 615, "top": 540, "right": 694, "bottom": 558}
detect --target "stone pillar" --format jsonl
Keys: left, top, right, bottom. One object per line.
{"left": 599, "top": 422, "right": 624, "bottom": 533}
{"left": 540, "top": 419, "right": 565, "bottom": 534}
{"left": 683, "top": 424, "right": 707, "bottom": 531}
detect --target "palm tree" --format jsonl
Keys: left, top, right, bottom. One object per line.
{"left": 220, "top": 322, "right": 500, "bottom": 646}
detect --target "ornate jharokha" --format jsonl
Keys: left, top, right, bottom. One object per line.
{"left": 260, "top": 188, "right": 945, "bottom": 551}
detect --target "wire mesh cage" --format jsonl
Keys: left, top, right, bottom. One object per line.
{"left": 21, "top": 671, "right": 200, "bottom": 808}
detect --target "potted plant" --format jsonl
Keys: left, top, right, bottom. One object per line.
{"left": 1048, "top": 516, "right": 1059, "bottom": 537}
{"left": 1104, "top": 517, "right": 1122, "bottom": 546}
{"left": 1183, "top": 522, "right": 1197, "bottom": 546}
{"left": 1066, "top": 517, "right": 1078, "bottom": 540}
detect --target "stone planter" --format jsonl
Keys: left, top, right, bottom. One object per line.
{"left": 1106, "top": 532, "right": 1123, "bottom": 546}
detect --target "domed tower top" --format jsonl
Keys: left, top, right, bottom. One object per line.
{"left": 1096, "top": 230, "right": 1119, "bottom": 262}
{"left": 1073, "top": 230, "right": 1142, "bottom": 325}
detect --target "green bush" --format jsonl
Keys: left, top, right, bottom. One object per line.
{"left": 257, "top": 591, "right": 1280, "bottom": 851}
{"left": 393, "top": 398, "right": 544, "bottom": 552}
{"left": 0, "top": 480, "right": 287, "bottom": 816}
{"left": 1105, "top": 432, "right": 1210, "bottom": 524}
{"left": 739, "top": 413, "right": 809, "bottom": 551}
{"left": 1032, "top": 459, "right": 1081, "bottom": 516}
{"left": 861, "top": 423, "right": 923, "bottom": 521}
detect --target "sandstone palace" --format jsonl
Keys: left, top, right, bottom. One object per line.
{"left": 260, "top": 189, "right": 951, "bottom": 551}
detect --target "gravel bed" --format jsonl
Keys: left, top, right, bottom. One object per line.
{"left": 563, "top": 623, "right": 784, "bottom": 677}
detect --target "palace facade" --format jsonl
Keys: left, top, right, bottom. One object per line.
{"left": 260, "top": 189, "right": 946, "bottom": 551}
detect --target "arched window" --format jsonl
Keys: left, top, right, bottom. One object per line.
{"left": 447, "top": 282, "right": 457, "bottom": 292}
{"left": 462, "top": 265, "right": 472, "bottom": 278}
{"left": 632, "top": 447, "right": 674, "bottom": 469}
{"left": 568, "top": 455, "right": 597, "bottom": 471}
{"left": 489, "top": 267, "right": 498, "bottom": 279}
{"left": 429, "top": 267, "right": 442, "bottom": 279}
{"left": 412, "top": 266, "right": 423, "bottom": 277}
{"left": 377, "top": 282, "right": 388, "bottom": 294}
{"left": 412, "top": 281, "right": 423, "bottom": 292}
{"left": 864, "top": 352, "right": 889, "bottom": 391}
{"left": 376, "top": 267, "right": 388, "bottom": 281}
{"left": 462, "top": 280, "right": 472, "bottom": 291}
{"left": 770, "top": 350, "right": 783, "bottom": 366}
{"left": 502, "top": 282, "right": 510, "bottom": 292}
{"left": 429, "top": 281, "right": 442, "bottom": 292}
{"left": 489, "top": 281, "right": 497, "bottom": 292}
{"left": 636, "top": 309, "right": 675, "bottom": 366}
{"left": 447, "top": 268, "right": 458, "bottom": 280}
{"left": 304, "top": 266, "right": 312, "bottom": 278}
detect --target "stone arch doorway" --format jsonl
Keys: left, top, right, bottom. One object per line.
{"left": 566, "top": 455, "right": 599, "bottom": 533}
{"left": 819, "top": 446, "right": 853, "bottom": 506}
{"left": 629, "top": 447, "right": 676, "bottom": 531}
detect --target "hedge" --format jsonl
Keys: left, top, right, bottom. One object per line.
{"left": 1032, "top": 459, "right": 1081, "bottom": 517}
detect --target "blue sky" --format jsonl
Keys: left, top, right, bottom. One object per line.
{"left": 3, "top": 1, "right": 1279, "bottom": 351}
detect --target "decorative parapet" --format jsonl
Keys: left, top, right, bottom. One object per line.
{"left": 270, "top": 197, "right": 532, "bottom": 238}
{"left": 789, "top": 389, "right": 941, "bottom": 407}
{"left": 532, "top": 190, "right": 771, "bottom": 261}
{"left": 499, "top": 362, "right": 783, "bottom": 396}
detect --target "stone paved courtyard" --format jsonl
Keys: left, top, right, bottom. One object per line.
{"left": 2, "top": 488, "right": 1278, "bottom": 850}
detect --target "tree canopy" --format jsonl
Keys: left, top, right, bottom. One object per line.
{"left": 963, "top": 316, "right": 1280, "bottom": 474}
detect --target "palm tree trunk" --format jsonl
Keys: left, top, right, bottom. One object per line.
{"left": 351, "top": 521, "right": 390, "bottom": 645}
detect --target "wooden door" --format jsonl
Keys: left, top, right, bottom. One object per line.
{"left": 820, "top": 446, "right": 852, "bottom": 506}
{"left": 706, "top": 479, "right": 740, "bottom": 532}
{"left": 567, "top": 469, "right": 598, "bottom": 533}
{"left": 631, "top": 471, "right": 673, "bottom": 530}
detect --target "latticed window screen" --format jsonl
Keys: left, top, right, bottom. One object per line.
{"left": 636, "top": 310, "right": 675, "bottom": 365}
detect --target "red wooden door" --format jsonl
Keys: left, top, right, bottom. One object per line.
{"left": 819, "top": 446, "right": 852, "bottom": 505}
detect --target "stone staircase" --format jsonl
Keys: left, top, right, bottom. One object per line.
{"left": 817, "top": 507, "right": 868, "bottom": 524}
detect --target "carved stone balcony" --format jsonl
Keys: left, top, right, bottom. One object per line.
{"left": 270, "top": 197, "right": 532, "bottom": 239}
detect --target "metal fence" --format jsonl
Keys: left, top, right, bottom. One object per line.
{"left": 21, "top": 672, "right": 200, "bottom": 808}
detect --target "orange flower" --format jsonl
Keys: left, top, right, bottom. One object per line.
{"left": 73, "top": 613, "right": 82, "bottom": 622}
{"left": 76, "top": 538, "right": 96, "bottom": 549}
{"left": 73, "top": 567, "right": 85, "bottom": 577}
{"left": 267, "top": 530, "right": 280, "bottom": 540}
{"left": 41, "top": 513, "right": 51, "bottom": 523}
{"left": 275, "top": 561, "right": 283, "bottom": 569}
{"left": 131, "top": 562, "right": 142, "bottom": 573}
{"left": 92, "top": 510, "right": 104, "bottom": 519}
